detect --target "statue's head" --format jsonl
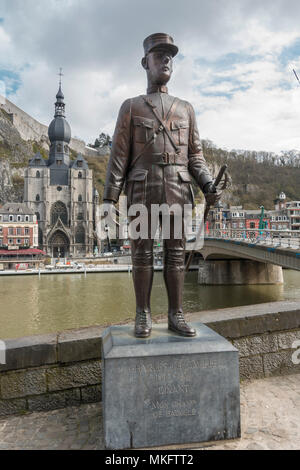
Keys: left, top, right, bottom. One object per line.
{"left": 142, "top": 33, "right": 178, "bottom": 85}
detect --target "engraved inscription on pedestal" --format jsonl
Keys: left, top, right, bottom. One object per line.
{"left": 102, "top": 323, "right": 240, "bottom": 449}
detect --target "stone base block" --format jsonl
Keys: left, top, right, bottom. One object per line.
{"left": 102, "top": 322, "right": 240, "bottom": 449}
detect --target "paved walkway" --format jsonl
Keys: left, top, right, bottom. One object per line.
{"left": 0, "top": 374, "right": 299, "bottom": 450}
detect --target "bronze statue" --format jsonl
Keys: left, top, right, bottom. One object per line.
{"left": 103, "top": 33, "right": 220, "bottom": 338}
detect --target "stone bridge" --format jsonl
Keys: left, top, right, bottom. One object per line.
{"left": 185, "top": 230, "right": 300, "bottom": 284}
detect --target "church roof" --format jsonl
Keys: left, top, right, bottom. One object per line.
{"left": 28, "top": 152, "right": 47, "bottom": 167}
{"left": 56, "top": 85, "right": 64, "bottom": 101}
{"left": 48, "top": 116, "right": 71, "bottom": 143}
{"left": 70, "top": 154, "right": 89, "bottom": 169}
{"left": 48, "top": 80, "right": 71, "bottom": 144}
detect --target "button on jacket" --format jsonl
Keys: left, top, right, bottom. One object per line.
{"left": 103, "top": 89, "right": 213, "bottom": 209}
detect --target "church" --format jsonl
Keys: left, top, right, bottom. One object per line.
{"left": 24, "top": 81, "right": 99, "bottom": 258}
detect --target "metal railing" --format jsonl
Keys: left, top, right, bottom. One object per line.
{"left": 205, "top": 228, "right": 300, "bottom": 250}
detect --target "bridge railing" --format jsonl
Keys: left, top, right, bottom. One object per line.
{"left": 205, "top": 228, "right": 300, "bottom": 249}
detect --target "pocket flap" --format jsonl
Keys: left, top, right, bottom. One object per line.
{"left": 178, "top": 170, "right": 192, "bottom": 182}
{"left": 127, "top": 169, "right": 148, "bottom": 182}
{"left": 171, "top": 120, "right": 188, "bottom": 130}
{"left": 133, "top": 116, "right": 154, "bottom": 129}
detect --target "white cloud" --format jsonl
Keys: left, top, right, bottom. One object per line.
{"left": 1, "top": 0, "right": 300, "bottom": 151}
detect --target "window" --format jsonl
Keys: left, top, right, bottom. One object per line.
{"left": 0, "top": 239, "right": 2, "bottom": 246}
{"left": 36, "top": 171, "right": 40, "bottom": 178}
{"left": 0, "top": 227, "right": 2, "bottom": 233}
{"left": 0, "top": 215, "right": 2, "bottom": 221}
{"left": 77, "top": 212, "right": 84, "bottom": 220}
{"left": 78, "top": 172, "right": 82, "bottom": 179}
{"left": 78, "top": 161, "right": 83, "bottom": 168}
{"left": 78, "top": 195, "right": 82, "bottom": 202}
{"left": 250, "top": 222, "right": 255, "bottom": 229}
{"left": 24, "top": 239, "right": 29, "bottom": 245}
{"left": 50, "top": 201, "right": 68, "bottom": 226}
{"left": 17, "top": 239, "right": 21, "bottom": 244}
{"left": 239, "top": 222, "right": 244, "bottom": 228}
{"left": 17, "top": 228, "right": 21, "bottom": 235}
{"left": 25, "top": 215, "right": 29, "bottom": 222}
{"left": 75, "top": 225, "right": 85, "bottom": 244}
{"left": 36, "top": 194, "right": 40, "bottom": 202}
{"left": 9, "top": 227, "right": 14, "bottom": 235}
{"left": 25, "top": 228, "right": 29, "bottom": 235}
{"left": 17, "top": 215, "right": 21, "bottom": 222}
{"left": 56, "top": 160, "right": 62, "bottom": 166}
{"left": 35, "top": 212, "right": 40, "bottom": 221}
{"left": 232, "top": 222, "right": 237, "bottom": 228}
{"left": 8, "top": 239, "right": 13, "bottom": 244}
{"left": 9, "top": 215, "right": 13, "bottom": 222}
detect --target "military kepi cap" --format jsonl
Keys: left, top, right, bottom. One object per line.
{"left": 143, "top": 33, "right": 178, "bottom": 57}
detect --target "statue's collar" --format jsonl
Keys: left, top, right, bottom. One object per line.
{"left": 147, "top": 85, "right": 168, "bottom": 94}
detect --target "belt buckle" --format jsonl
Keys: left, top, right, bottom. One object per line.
{"left": 162, "top": 152, "right": 169, "bottom": 164}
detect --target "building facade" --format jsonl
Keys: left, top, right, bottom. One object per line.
{"left": 24, "top": 84, "right": 97, "bottom": 258}
{"left": 0, "top": 202, "right": 38, "bottom": 249}
{"left": 208, "top": 192, "right": 300, "bottom": 235}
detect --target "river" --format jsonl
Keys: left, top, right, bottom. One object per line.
{"left": 0, "top": 269, "right": 300, "bottom": 339}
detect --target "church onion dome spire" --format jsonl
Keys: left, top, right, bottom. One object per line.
{"left": 48, "top": 69, "right": 71, "bottom": 144}
{"left": 56, "top": 85, "right": 64, "bottom": 102}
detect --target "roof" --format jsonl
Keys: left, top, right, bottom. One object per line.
{"left": 0, "top": 203, "right": 34, "bottom": 215}
{"left": 0, "top": 248, "right": 46, "bottom": 256}
{"left": 48, "top": 116, "right": 71, "bottom": 143}
{"left": 28, "top": 152, "right": 47, "bottom": 167}
{"left": 56, "top": 85, "right": 64, "bottom": 101}
{"left": 70, "top": 154, "right": 89, "bottom": 169}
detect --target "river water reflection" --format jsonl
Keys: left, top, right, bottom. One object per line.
{"left": 0, "top": 269, "right": 300, "bottom": 339}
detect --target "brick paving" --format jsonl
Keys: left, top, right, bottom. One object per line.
{"left": 0, "top": 374, "right": 299, "bottom": 450}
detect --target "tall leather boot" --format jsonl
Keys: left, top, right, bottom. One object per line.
{"left": 164, "top": 255, "right": 196, "bottom": 337}
{"left": 132, "top": 266, "right": 153, "bottom": 338}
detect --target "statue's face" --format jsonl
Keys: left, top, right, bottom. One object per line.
{"left": 144, "top": 48, "right": 173, "bottom": 84}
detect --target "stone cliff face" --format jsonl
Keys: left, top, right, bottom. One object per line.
{"left": 0, "top": 109, "right": 34, "bottom": 204}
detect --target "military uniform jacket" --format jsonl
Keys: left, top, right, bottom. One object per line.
{"left": 103, "top": 89, "right": 213, "bottom": 209}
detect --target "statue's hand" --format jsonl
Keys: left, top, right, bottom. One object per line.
{"left": 203, "top": 182, "right": 222, "bottom": 206}
{"left": 102, "top": 200, "right": 115, "bottom": 219}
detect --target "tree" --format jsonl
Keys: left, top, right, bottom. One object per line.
{"left": 93, "top": 132, "right": 112, "bottom": 148}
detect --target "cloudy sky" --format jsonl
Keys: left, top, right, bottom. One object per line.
{"left": 1, "top": 0, "right": 300, "bottom": 152}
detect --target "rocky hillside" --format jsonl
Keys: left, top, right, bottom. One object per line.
{"left": 202, "top": 140, "right": 300, "bottom": 209}
{"left": 0, "top": 108, "right": 36, "bottom": 203}
{"left": 0, "top": 104, "right": 299, "bottom": 209}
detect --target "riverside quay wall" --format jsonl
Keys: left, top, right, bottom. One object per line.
{"left": 0, "top": 301, "right": 300, "bottom": 417}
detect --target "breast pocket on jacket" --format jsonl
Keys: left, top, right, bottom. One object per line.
{"left": 126, "top": 169, "right": 148, "bottom": 206}
{"left": 178, "top": 170, "right": 195, "bottom": 207}
{"left": 133, "top": 116, "right": 154, "bottom": 144}
{"left": 171, "top": 120, "right": 189, "bottom": 146}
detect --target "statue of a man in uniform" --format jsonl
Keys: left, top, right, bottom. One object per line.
{"left": 103, "top": 33, "right": 220, "bottom": 338}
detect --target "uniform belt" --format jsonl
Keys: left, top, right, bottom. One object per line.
{"left": 134, "top": 152, "right": 188, "bottom": 167}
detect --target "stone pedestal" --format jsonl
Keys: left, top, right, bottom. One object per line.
{"left": 102, "top": 322, "right": 240, "bottom": 449}
{"left": 198, "top": 260, "right": 283, "bottom": 285}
